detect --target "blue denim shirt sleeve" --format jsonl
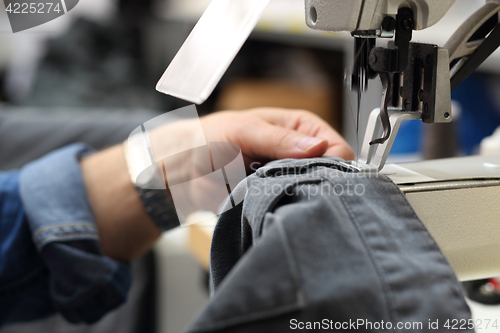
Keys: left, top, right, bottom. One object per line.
{"left": 0, "top": 171, "right": 55, "bottom": 324}
{"left": 0, "top": 143, "right": 131, "bottom": 326}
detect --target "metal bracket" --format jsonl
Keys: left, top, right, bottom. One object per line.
{"left": 358, "top": 108, "right": 422, "bottom": 171}
{"left": 369, "top": 7, "right": 414, "bottom": 74}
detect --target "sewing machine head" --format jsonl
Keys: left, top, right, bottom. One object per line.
{"left": 156, "top": 0, "right": 500, "bottom": 171}
{"left": 304, "top": 0, "right": 456, "bottom": 35}
{"left": 309, "top": 0, "right": 457, "bottom": 171}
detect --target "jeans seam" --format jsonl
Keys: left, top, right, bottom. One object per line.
{"left": 32, "top": 222, "right": 97, "bottom": 238}
{"left": 379, "top": 178, "right": 471, "bottom": 313}
{"left": 275, "top": 218, "right": 307, "bottom": 306}
{"left": 257, "top": 160, "right": 356, "bottom": 178}
{"left": 32, "top": 223, "right": 99, "bottom": 250}
{"left": 253, "top": 180, "right": 323, "bottom": 236}
{"left": 36, "top": 233, "right": 99, "bottom": 249}
{"left": 337, "top": 191, "right": 396, "bottom": 330}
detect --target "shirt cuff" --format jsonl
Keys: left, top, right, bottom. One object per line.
{"left": 19, "top": 143, "right": 132, "bottom": 324}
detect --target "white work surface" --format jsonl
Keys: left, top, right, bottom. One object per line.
{"left": 384, "top": 155, "right": 500, "bottom": 281}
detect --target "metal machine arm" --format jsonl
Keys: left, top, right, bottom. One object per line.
{"left": 318, "top": 0, "right": 500, "bottom": 170}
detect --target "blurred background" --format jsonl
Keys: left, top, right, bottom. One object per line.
{"left": 1, "top": 0, "right": 500, "bottom": 332}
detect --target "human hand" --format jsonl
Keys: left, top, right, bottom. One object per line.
{"left": 200, "top": 108, "right": 354, "bottom": 169}
{"left": 82, "top": 108, "right": 353, "bottom": 260}
{"left": 145, "top": 107, "right": 354, "bottom": 217}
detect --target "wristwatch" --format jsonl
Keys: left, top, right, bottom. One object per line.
{"left": 123, "top": 134, "right": 180, "bottom": 232}
{"left": 133, "top": 185, "right": 179, "bottom": 232}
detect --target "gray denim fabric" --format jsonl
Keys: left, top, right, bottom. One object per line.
{"left": 187, "top": 158, "right": 473, "bottom": 333}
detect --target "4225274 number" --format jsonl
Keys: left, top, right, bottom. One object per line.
{"left": 5, "top": 2, "right": 62, "bottom": 14}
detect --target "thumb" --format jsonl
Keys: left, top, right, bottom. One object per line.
{"left": 245, "top": 122, "right": 329, "bottom": 160}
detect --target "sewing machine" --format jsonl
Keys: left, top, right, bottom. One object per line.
{"left": 156, "top": 0, "right": 500, "bottom": 281}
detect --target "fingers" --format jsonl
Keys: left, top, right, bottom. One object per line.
{"left": 295, "top": 111, "right": 354, "bottom": 160}
{"left": 248, "top": 108, "right": 354, "bottom": 161}
{"left": 235, "top": 120, "right": 329, "bottom": 161}
{"left": 205, "top": 108, "right": 354, "bottom": 162}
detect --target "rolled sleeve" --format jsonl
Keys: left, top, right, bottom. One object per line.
{"left": 18, "top": 143, "right": 132, "bottom": 324}
{"left": 0, "top": 171, "right": 53, "bottom": 326}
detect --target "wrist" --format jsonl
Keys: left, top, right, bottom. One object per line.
{"left": 124, "top": 131, "right": 181, "bottom": 231}
{"left": 81, "top": 144, "right": 161, "bottom": 261}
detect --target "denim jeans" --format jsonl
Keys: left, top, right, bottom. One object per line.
{"left": 187, "top": 158, "right": 472, "bottom": 332}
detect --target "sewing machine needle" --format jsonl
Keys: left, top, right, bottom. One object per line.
{"left": 356, "top": 83, "right": 361, "bottom": 165}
